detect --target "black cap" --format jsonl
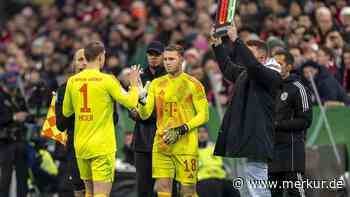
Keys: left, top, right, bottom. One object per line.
{"left": 147, "top": 41, "right": 164, "bottom": 54}
{"left": 301, "top": 60, "right": 320, "bottom": 70}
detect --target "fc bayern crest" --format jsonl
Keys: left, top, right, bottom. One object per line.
{"left": 281, "top": 92, "right": 288, "bottom": 101}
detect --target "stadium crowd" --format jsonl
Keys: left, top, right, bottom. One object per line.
{"left": 0, "top": 0, "right": 350, "bottom": 196}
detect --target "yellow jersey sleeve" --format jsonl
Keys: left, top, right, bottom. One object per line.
{"left": 105, "top": 75, "right": 139, "bottom": 109}
{"left": 186, "top": 80, "right": 209, "bottom": 130}
{"left": 137, "top": 80, "right": 155, "bottom": 120}
{"left": 62, "top": 78, "right": 74, "bottom": 117}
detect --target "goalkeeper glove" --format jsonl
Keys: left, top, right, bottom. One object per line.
{"left": 139, "top": 81, "right": 150, "bottom": 105}
{"left": 163, "top": 124, "right": 189, "bottom": 145}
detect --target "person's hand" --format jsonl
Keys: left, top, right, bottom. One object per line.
{"left": 209, "top": 27, "right": 223, "bottom": 47}
{"left": 14, "top": 112, "right": 28, "bottom": 122}
{"left": 227, "top": 23, "right": 238, "bottom": 42}
{"left": 128, "top": 65, "right": 142, "bottom": 87}
{"left": 139, "top": 81, "right": 150, "bottom": 104}
{"left": 129, "top": 109, "right": 139, "bottom": 120}
{"left": 163, "top": 124, "right": 189, "bottom": 145}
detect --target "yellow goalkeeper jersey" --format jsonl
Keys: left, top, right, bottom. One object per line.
{"left": 138, "top": 73, "right": 209, "bottom": 155}
{"left": 63, "top": 68, "right": 138, "bottom": 159}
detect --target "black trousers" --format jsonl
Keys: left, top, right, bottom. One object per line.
{"left": 268, "top": 171, "right": 305, "bottom": 197}
{"left": 197, "top": 179, "right": 240, "bottom": 197}
{"left": 135, "top": 151, "right": 155, "bottom": 197}
{"left": 68, "top": 151, "right": 85, "bottom": 191}
{"left": 0, "top": 141, "right": 29, "bottom": 197}
{"left": 58, "top": 151, "right": 84, "bottom": 197}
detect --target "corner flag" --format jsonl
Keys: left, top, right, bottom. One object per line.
{"left": 41, "top": 93, "right": 68, "bottom": 145}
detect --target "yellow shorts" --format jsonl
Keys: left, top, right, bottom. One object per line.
{"left": 152, "top": 152, "right": 197, "bottom": 185}
{"left": 77, "top": 153, "right": 116, "bottom": 182}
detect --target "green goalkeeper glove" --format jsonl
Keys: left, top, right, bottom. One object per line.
{"left": 163, "top": 124, "right": 189, "bottom": 145}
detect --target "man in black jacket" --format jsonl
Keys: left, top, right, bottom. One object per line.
{"left": 0, "top": 79, "right": 29, "bottom": 197}
{"left": 129, "top": 41, "right": 167, "bottom": 197}
{"left": 55, "top": 48, "right": 86, "bottom": 197}
{"left": 269, "top": 50, "right": 313, "bottom": 197}
{"left": 210, "top": 24, "right": 282, "bottom": 197}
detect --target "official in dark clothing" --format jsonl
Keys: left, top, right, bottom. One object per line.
{"left": 268, "top": 50, "right": 313, "bottom": 197}
{"left": 300, "top": 60, "right": 350, "bottom": 106}
{"left": 0, "top": 78, "right": 29, "bottom": 197}
{"left": 129, "top": 41, "right": 167, "bottom": 197}
{"left": 210, "top": 24, "right": 282, "bottom": 197}
{"left": 55, "top": 49, "right": 86, "bottom": 197}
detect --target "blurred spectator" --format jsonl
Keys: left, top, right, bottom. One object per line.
{"left": 238, "top": 26, "right": 257, "bottom": 43}
{"left": 189, "top": 65, "right": 211, "bottom": 93}
{"left": 0, "top": 74, "right": 31, "bottom": 197}
{"left": 0, "top": 0, "right": 349, "bottom": 109}
{"left": 325, "top": 29, "right": 348, "bottom": 68}
{"left": 341, "top": 47, "right": 350, "bottom": 92}
{"left": 184, "top": 48, "right": 201, "bottom": 71}
{"left": 267, "top": 37, "right": 285, "bottom": 56}
{"left": 340, "top": 7, "right": 350, "bottom": 43}
{"left": 316, "top": 46, "right": 338, "bottom": 78}
{"left": 303, "top": 47, "right": 318, "bottom": 62}
{"left": 29, "top": 138, "right": 58, "bottom": 195}
{"left": 301, "top": 61, "right": 350, "bottom": 107}
{"left": 238, "top": 1, "right": 262, "bottom": 33}
{"left": 315, "top": 7, "right": 336, "bottom": 42}
{"left": 300, "top": 30, "right": 319, "bottom": 53}
{"left": 289, "top": 46, "right": 304, "bottom": 69}
{"left": 205, "top": 62, "right": 233, "bottom": 106}
{"left": 196, "top": 126, "right": 239, "bottom": 197}
{"left": 297, "top": 14, "right": 312, "bottom": 30}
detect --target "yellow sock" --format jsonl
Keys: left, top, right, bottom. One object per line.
{"left": 94, "top": 194, "right": 107, "bottom": 197}
{"left": 157, "top": 192, "right": 172, "bottom": 197}
{"left": 182, "top": 193, "right": 199, "bottom": 197}
{"left": 74, "top": 190, "right": 85, "bottom": 197}
{"left": 85, "top": 192, "right": 92, "bottom": 197}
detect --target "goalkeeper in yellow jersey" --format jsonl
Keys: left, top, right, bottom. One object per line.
{"left": 137, "top": 44, "right": 209, "bottom": 197}
{"left": 62, "top": 41, "right": 140, "bottom": 197}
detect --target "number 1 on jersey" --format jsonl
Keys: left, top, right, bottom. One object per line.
{"left": 80, "top": 83, "right": 91, "bottom": 113}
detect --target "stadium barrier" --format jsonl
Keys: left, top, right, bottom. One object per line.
{"left": 117, "top": 106, "right": 350, "bottom": 160}
{"left": 114, "top": 106, "right": 350, "bottom": 197}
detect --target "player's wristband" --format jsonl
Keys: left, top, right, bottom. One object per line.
{"left": 139, "top": 96, "right": 147, "bottom": 105}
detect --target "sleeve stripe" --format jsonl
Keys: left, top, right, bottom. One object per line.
{"left": 293, "top": 82, "right": 309, "bottom": 112}
{"left": 294, "top": 82, "right": 309, "bottom": 111}
{"left": 293, "top": 82, "right": 306, "bottom": 110}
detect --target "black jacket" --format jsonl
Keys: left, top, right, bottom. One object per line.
{"left": 55, "top": 83, "right": 75, "bottom": 154}
{"left": 0, "top": 88, "right": 16, "bottom": 128}
{"left": 213, "top": 39, "right": 282, "bottom": 161}
{"left": 0, "top": 88, "right": 28, "bottom": 141}
{"left": 269, "top": 74, "right": 313, "bottom": 173}
{"left": 300, "top": 61, "right": 350, "bottom": 105}
{"left": 131, "top": 65, "right": 166, "bottom": 152}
